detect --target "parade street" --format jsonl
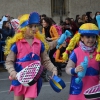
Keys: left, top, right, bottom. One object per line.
{"left": 0, "top": 70, "right": 71, "bottom": 100}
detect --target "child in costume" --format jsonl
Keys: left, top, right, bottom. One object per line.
{"left": 63, "top": 23, "right": 100, "bottom": 100}
{"left": 5, "top": 12, "right": 57, "bottom": 100}
{"left": 54, "top": 30, "right": 71, "bottom": 76}
{"left": 55, "top": 42, "right": 67, "bottom": 76}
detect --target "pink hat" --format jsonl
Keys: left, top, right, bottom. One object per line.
{"left": 11, "top": 19, "right": 20, "bottom": 31}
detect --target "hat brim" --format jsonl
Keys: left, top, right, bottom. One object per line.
{"left": 20, "top": 20, "right": 28, "bottom": 28}
{"left": 79, "top": 29, "right": 99, "bottom": 36}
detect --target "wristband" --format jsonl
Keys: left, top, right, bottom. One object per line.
{"left": 71, "top": 68, "right": 77, "bottom": 75}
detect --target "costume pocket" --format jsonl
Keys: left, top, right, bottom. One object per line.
{"left": 69, "top": 76, "right": 83, "bottom": 95}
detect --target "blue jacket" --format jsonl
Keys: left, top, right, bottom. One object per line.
{"left": 1, "top": 28, "right": 15, "bottom": 41}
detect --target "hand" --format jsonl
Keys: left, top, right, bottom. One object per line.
{"left": 62, "top": 60, "right": 67, "bottom": 63}
{"left": 46, "top": 37, "right": 52, "bottom": 41}
{"left": 10, "top": 70, "right": 17, "bottom": 80}
{"left": 99, "top": 80, "right": 100, "bottom": 84}
{"left": 70, "top": 26, "right": 72, "bottom": 29}
{"left": 65, "top": 25, "right": 70, "bottom": 28}
{"left": 75, "top": 65, "right": 83, "bottom": 73}
{"left": 52, "top": 67, "right": 58, "bottom": 78}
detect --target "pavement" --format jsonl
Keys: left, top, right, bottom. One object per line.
{"left": 0, "top": 68, "right": 71, "bottom": 100}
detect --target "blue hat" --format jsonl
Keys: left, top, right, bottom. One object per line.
{"left": 28, "top": 12, "right": 40, "bottom": 25}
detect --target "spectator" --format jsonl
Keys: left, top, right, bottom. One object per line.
{"left": 75, "top": 15, "right": 81, "bottom": 28}
{"left": 75, "top": 15, "right": 81, "bottom": 23}
{"left": 86, "top": 11, "right": 93, "bottom": 22}
{"left": 40, "top": 14, "right": 47, "bottom": 20}
{"left": 55, "top": 42, "right": 67, "bottom": 76}
{"left": 81, "top": 14, "right": 88, "bottom": 23}
{"left": 0, "top": 16, "right": 8, "bottom": 29}
{"left": 92, "top": 11, "right": 100, "bottom": 26}
{"left": 63, "top": 18, "right": 78, "bottom": 36}
{"left": 70, "top": 18, "right": 74, "bottom": 22}
{"left": 40, "top": 14, "right": 47, "bottom": 32}
{"left": 1, "top": 21, "right": 15, "bottom": 41}
{"left": 41, "top": 17, "right": 59, "bottom": 41}
{"left": 41, "top": 17, "right": 59, "bottom": 66}
{"left": 77, "top": 18, "right": 83, "bottom": 28}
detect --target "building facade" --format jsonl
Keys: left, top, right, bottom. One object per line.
{"left": 0, "top": 0, "right": 100, "bottom": 23}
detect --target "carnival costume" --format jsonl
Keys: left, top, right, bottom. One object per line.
{"left": 5, "top": 12, "right": 57, "bottom": 98}
{"left": 63, "top": 23, "right": 100, "bottom": 100}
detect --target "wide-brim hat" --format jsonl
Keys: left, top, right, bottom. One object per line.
{"left": 28, "top": 12, "right": 40, "bottom": 25}
{"left": 78, "top": 23, "right": 99, "bottom": 36}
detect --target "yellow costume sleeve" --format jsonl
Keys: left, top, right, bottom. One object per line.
{"left": 55, "top": 49, "right": 64, "bottom": 63}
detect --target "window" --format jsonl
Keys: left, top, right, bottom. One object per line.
{"left": 51, "top": 0, "right": 66, "bottom": 16}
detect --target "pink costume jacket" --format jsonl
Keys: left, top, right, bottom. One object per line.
{"left": 8, "top": 38, "right": 43, "bottom": 97}
{"left": 68, "top": 46, "right": 100, "bottom": 100}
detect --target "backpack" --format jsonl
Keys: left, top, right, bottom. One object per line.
{"left": 53, "top": 24, "right": 62, "bottom": 36}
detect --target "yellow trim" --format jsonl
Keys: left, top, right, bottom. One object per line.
{"left": 52, "top": 80, "right": 62, "bottom": 89}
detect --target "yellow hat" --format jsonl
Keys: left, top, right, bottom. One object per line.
{"left": 78, "top": 23, "right": 99, "bottom": 36}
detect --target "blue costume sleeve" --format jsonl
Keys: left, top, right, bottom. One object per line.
{"left": 71, "top": 68, "right": 76, "bottom": 75}
{"left": 69, "top": 51, "right": 77, "bottom": 63}
{"left": 69, "top": 51, "right": 77, "bottom": 75}
{"left": 10, "top": 43, "right": 18, "bottom": 54}
{"left": 40, "top": 42, "right": 45, "bottom": 53}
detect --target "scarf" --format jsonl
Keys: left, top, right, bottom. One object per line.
{"left": 79, "top": 41, "right": 96, "bottom": 53}
{"left": 44, "top": 26, "right": 51, "bottom": 38}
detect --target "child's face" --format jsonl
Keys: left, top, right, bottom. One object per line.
{"left": 81, "top": 35, "right": 97, "bottom": 47}
{"left": 24, "top": 27, "right": 33, "bottom": 38}
{"left": 29, "top": 24, "right": 38, "bottom": 34}
{"left": 24, "top": 24, "right": 38, "bottom": 38}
